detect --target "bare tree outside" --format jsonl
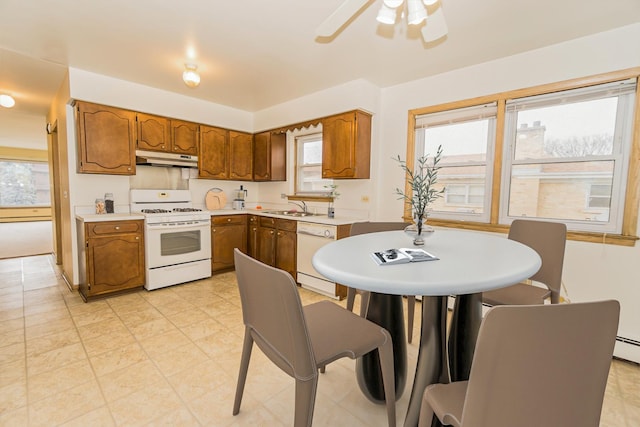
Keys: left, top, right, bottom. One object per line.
{"left": 544, "top": 133, "right": 613, "bottom": 158}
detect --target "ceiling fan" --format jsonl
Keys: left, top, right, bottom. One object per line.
{"left": 316, "top": 0, "right": 448, "bottom": 43}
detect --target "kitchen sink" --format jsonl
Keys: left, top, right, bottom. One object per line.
{"left": 261, "top": 210, "right": 325, "bottom": 217}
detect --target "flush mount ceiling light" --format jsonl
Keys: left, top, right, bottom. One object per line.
{"left": 182, "top": 63, "right": 200, "bottom": 88}
{"left": 0, "top": 94, "right": 16, "bottom": 108}
{"left": 317, "top": 0, "right": 448, "bottom": 43}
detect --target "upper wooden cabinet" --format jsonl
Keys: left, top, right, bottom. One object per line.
{"left": 253, "top": 131, "right": 286, "bottom": 181}
{"left": 137, "top": 114, "right": 198, "bottom": 156}
{"left": 170, "top": 119, "right": 199, "bottom": 155}
{"left": 229, "top": 131, "right": 253, "bottom": 181}
{"left": 76, "top": 101, "right": 136, "bottom": 175}
{"left": 322, "top": 110, "right": 372, "bottom": 179}
{"left": 199, "top": 125, "right": 229, "bottom": 179}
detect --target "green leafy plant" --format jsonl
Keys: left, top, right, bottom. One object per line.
{"left": 394, "top": 145, "right": 444, "bottom": 235}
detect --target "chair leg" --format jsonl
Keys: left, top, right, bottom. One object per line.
{"left": 294, "top": 376, "right": 319, "bottom": 427}
{"left": 233, "top": 328, "right": 254, "bottom": 415}
{"left": 360, "top": 291, "right": 371, "bottom": 318}
{"left": 407, "top": 296, "right": 415, "bottom": 344}
{"left": 418, "top": 390, "right": 436, "bottom": 427}
{"left": 346, "top": 287, "right": 356, "bottom": 312}
{"left": 378, "top": 330, "right": 396, "bottom": 427}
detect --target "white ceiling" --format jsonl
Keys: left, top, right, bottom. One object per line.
{"left": 1, "top": 0, "right": 639, "bottom": 125}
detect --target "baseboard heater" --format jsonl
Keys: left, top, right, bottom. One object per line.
{"left": 614, "top": 336, "right": 640, "bottom": 364}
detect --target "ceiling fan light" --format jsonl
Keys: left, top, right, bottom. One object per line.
{"left": 421, "top": 6, "right": 448, "bottom": 41}
{"left": 182, "top": 64, "right": 200, "bottom": 88}
{"left": 383, "top": 0, "right": 404, "bottom": 8}
{"left": 376, "top": 4, "right": 397, "bottom": 24}
{"left": 0, "top": 94, "right": 15, "bottom": 108}
{"left": 407, "top": 0, "right": 427, "bottom": 25}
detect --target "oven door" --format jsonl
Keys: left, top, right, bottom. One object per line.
{"left": 145, "top": 221, "right": 211, "bottom": 269}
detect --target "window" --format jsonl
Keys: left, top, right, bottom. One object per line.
{"left": 502, "top": 79, "right": 636, "bottom": 233}
{"left": 414, "top": 103, "right": 497, "bottom": 222}
{"left": 406, "top": 68, "right": 640, "bottom": 245}
{"left": 295, "top": 133, "right": 333, "bottom": 194}
{"left": 0, "top": 160, "right": 51, "bottom": 207}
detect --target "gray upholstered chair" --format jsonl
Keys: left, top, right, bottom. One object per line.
{"left": 347, "top": 221, "right": 417, "bottom": 343}
{"left": 418, "top": 300, "right": 620, "bottom": 427}
{"left": 232, "top": 249, "right": 396, "bottom": 427}
{"left": 482, "top": 219, "right": 567, "bottom": 306}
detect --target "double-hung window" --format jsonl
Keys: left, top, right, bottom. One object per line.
{"left": 295, "top": 132, "right": 333, "bottom": 194}
{"left": 501, "top": 79, "right": 636, "bottom": 233}
{"left": 414, "top": 103, "right": 497, "bottom": 222}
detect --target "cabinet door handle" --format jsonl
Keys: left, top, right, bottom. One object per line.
{"left": 115, "top": 226, "right": 120, "bottom": 230}
{"left": 270, "top": 230, "right": 274, "bottom": 235}
{"left": 227, "top": 218, "right": 231, "bottom": 222}
{"left": 135, "top": 236, "right": 139, "bottom": 240}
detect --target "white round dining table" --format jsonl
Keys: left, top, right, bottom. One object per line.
{"left": 312, "top": 229, "right": 541, "bottom": 427}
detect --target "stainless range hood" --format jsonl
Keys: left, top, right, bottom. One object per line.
{"left": 135, "top": 150, "right": 198, "bottom": 168}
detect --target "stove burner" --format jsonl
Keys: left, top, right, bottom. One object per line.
{"left": 141, "top": 209, "right": 171, "bottom": 214}
{"left": 173, "top": 208, "right": 202, "bottom": 212}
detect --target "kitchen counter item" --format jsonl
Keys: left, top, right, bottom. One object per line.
{"left": 205, "top": 188, "right": 227, "bottom": 210}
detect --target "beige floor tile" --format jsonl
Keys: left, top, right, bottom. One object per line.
{"left": 82, "top": 326, "right": 137, "bottom": 357}
{"left": 67, "top": 299, "right": 111, "bottom": 316}
{"left": 148, "top": 405, "right": 201, "bottom": 426}
{"left": 0, "top": 357, "right": 26, "bottom": 388}
{"left": 0, "top": 317, "right": 24, "bottom": 334}
{"left": 77, "top": 317, "right": 128, "bottom": 342}
{"left": 0, "top": 380, "right": 27, "bottom": 414}
{"left": 0, "top": 327, "right": 24, "bottom": 349}
{"left": 97, "top": 359, "right": 166, "bottom": 402}
{"left": 29, "top": 378, "right": 105, "bottom": 427}
{"left": 71, "top": 306, "right": 119, "bottom": 328}
{"left": 25, "top": 316, "right": 76, "bottom": 341}
{"left": 139, "top": 329, "right": 191, "bottom": 357}
{"left": 27, "top": 359, "right": 95, "bottom": 403}
{"left": 150, "top": 342, "right": 210, "bottom": 377}
{"left": 107, "top": 379, "right": 183, "bottom": 426}
{"left": 127, "top": 316, "right": 179, "bottom": 341}
{"left": 24, "top": 308, "right": 71, "bottom": 328}
{"left": 193, "top": 329, "right": 243, "bottom": 359}
{"left": 0, "top": 306, "right": 24, "bottom": 322}
{"left": 0, "top": 405, "right": 28, "bottom": 426}
{"left": 26, "top": 327, "right": 80, "bottom": 357}
{"left": 0, "top": 341, "right": 25, "bottom": 365}
{"left": 23, "top": 299, "right": 67, "bottom": 317}
{"left": 166, "top": 307, "right": 211, "bottom": 328}
{"left": 119, "top": 306, "right": 164, "bottom": 327}
{"left": 27, "top": 341, "right": 87, "bottom": 377}
{"left": 180, "top": 317, "right": 227, "bottom": 341}
{"left": 167, "top": 359, "right": 235, "bottom": 402}
{"left": 59, "top": 405, "right": 115, "bottom": 427}
{"left": 89, "top": 342, "right": 149, "bottom": 377}
{"left": 187, "top": 381, "right": 257, "bottom": 426}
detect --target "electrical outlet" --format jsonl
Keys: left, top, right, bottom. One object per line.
{"left": 281, "top": 193, "right": 287, "bottom": 199}
{"left": 361, "top": 195, "right": 370, "bottom": 203}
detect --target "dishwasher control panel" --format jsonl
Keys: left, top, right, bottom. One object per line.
{"left": 297, "top": 222, "right": 337, "bottom": 239}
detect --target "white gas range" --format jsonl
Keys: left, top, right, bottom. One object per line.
{"left": 130, "top": 189, "right": 212, "bottom": 290}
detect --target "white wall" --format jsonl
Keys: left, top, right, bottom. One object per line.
{"left": 376, "top": 23, "right": 640, "bottom": 354}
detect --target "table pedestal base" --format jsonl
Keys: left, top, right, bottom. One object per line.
{"left": 356, "top": 293, "right": 407, "bottom": 402}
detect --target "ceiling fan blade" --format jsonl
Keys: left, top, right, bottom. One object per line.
{"left": 421, "top": 6, "right": 448, "bottom": 42}
{"left": 316, "top": 0, "right": 371, "bottom": 37}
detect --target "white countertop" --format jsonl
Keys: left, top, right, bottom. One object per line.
{"left": 312, "top": 229, "right": 542, "bottom": 296}
{"left": 75, "top": 213, "right": 145, "bottom": 222}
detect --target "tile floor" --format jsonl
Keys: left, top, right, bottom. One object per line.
{"left": 0, "top": 255, "right": 639, "bottom": 426}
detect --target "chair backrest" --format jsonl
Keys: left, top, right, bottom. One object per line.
{"left": 233, "top": 249, "right": 317, "bottom": 380}
{"left": 508, "top": 219, "right": 567, "bottom": 303}
{"left": 462, "top": 300, "right": 620, "bottom": 427}
{"left": 350, "top": 221, "right": 409, "bottom": 236}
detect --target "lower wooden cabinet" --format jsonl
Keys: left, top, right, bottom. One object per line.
{"left": 247, "top": 215, "right": 260, "bottom": 258}
{"left": 212, "top": 215, "right": 247, "bottom": 272}
{"left": 257, "top": 217, "right": 297, "bottom": 281}
{"left": 79, "top": 220, "right": 145, "bottom": 301}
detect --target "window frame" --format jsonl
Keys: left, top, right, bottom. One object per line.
{"left": 404, "top": 67, "right": 640, "bottom": 246}
{"left": 294, "top": 131, "right": 333, "bottom": 195}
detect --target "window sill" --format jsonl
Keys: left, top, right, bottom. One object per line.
{"left": 421, "top": 218, "right": 639, "bottom": 247}
{"left": 288, "top": 194, "right": 334, "bottom": 203}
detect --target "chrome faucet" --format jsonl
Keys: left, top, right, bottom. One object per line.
{"left": 288, "top": 201, "right": 307, "bottom": 213}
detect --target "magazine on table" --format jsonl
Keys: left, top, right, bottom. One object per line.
{"left": 371, "top": 248, "right": 439, "bottom": 266}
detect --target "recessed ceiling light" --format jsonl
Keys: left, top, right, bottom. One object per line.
{"left": 0, "top": 94, "right": 16, "bottom": 108}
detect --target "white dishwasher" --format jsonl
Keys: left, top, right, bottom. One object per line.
{"left": 297, "top": 222, "right": 339, "bottom": 299}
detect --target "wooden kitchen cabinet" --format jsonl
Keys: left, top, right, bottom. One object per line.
{"left": 229, "top": 131, "right": 253, "bottom": 181}
{"left": 136, "top": 113, "right": 170, "bottom": 152}
{"left": 76, "top": 101, "right": 137, "bottom": 175}
{"left": 257, "top": 217, "right": 297, "bottom": 281}
{"left": 211, "top": 215, "right": 247, "bottom": 272}
{"left": 170, "top": 119, "right": 199, "bottom": 155}
{"left": 79, "top": 220, "right": 145, "bottom": 301}
{"left": 199, "top": 125, "right": 229, "bottom": 179}
{"left": 253, "top": 131, "right": 286, "bottom": 181}
{"left": 322, "top": 110, "right": 372, "bottom": 179}
{"left": 247, "top": 215, "right": 260, "bottom": 258}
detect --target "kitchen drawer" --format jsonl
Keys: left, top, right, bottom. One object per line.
{"left": 260, "top": 217, "right": 277, "bottom": 228}
{"left": 87, "top": 220, "right": 142, "bottom": 237}
{"left": 276, "top": 218, "right": 297, "bottom": 232}
{"left": 212, "top": 215, "right": 247, "bottom": 226}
